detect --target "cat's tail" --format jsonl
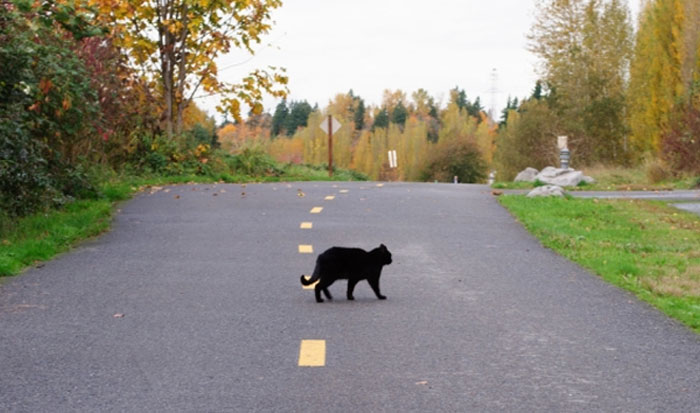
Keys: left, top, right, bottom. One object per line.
{"left": 300, "top": 274, "right": 317, "bottom": 286}
{"left": 300, "top": 265, "right": 320, "bottom": 286}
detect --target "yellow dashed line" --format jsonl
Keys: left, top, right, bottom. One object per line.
{"left": 310, "top": 207, "right": 323, "bottom": 214}
{"left": 339, "top": 189, "right": 349, "bottom": 193}
{"left": 298, "top": 340, "right": 326, "bottom": 367}
{"left": 324, "top": 195, "right": 335, "bottom": 200}
{"left": 298, "top": 244, "right": 314, "bottom": 254}
{"left": 376, "top": 183, "right": 384, "bottom": 187}
{"left": 300, "top": 222, "right": 313, "bottom": 229}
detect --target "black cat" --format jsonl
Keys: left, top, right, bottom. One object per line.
{"left": 300, "top": 244, "right": 392, "bottom": 303}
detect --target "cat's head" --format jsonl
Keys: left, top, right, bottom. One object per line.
{"left": 379, "top": 244, "right": 392, "bottom": 265}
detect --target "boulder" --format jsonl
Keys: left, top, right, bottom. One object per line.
{"left": 535, "top": 167, "right": 584, "bottom": 187}
{"left": 527, "top": 185, "right": 566, "bottom": 198}
{"left": 514, "top": 167, "right": 539, "bottom": 182}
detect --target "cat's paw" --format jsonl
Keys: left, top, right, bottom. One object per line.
{"left": 378, "top": 295, "right": 387, "bottom": 300}
{"left": 346, "top": 296, "right": 354, "bottom": 301}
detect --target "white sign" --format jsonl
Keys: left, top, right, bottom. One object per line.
{"left": 387, "top": 150, "right": 397, "bottom": 168}
{"left": 557, "top": 136, "right": 568, "bottom": 150}
{"left": 319, "top": 116, "right": 342, "bottom": 135}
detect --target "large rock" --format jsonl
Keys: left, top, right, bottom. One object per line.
{"left": 535, "top": 167, "right": 588, "bottom": 187}
{"left": 514, "top": 167, "right": 539, "bottom": 182}
{"left": 527, "top": 185, "right": 566, "bottom": 198}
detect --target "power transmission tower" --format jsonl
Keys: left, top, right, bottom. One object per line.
{"left": 488, "top": 68, "right": 499, "bottom": 124}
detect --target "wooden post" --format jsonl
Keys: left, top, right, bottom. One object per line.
{"left": 328, "top": 115, "right": 333, "bottom": 177}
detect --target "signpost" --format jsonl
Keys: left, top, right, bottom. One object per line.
{"left": 387, "top": 150, "right": 397, "bottom": 169}
{"left": 557, "top": 136, "right": 570, "bottom": 169}
{"left": 320, "top": 115, "right": 341, "bottom": 177}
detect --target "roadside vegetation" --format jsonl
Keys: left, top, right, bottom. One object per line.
{"left": 492, "top": 164, "right": 700, "bottom": 191}
{"left": 499, "top": 195, "right": 700, "bottom": 333}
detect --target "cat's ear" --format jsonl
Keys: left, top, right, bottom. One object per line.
{"left": 380, "top": 243, "right": 386, "bottom": 249}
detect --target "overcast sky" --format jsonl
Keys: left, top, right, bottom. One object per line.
{"left": 198, "top": 0, "right": 642, "bottom": 121}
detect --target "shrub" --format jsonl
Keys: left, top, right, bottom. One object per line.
{"left": 661, "top": 92, "right": 700, "bottom": 175}
{"left": 420, "top": 140, "right": 487, "bottom": 183}
{"left": 230, "top": 146, "right": 283, "bottom": 176}
{"left": 644, "top": 157, "right": 671, "bottom": 184}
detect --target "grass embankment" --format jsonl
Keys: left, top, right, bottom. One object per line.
{"left": 499, "top": 195, "right": 700, "bottom": 333}
{"left": 0, "top": 165, "right": 365, "bottom": 277}
{"left": 493, "top": 164, "right": 699, "bottom": 191}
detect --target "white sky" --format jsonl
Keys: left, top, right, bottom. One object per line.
{"left": 199, "top": 0, "right": 642, "bottom": 121}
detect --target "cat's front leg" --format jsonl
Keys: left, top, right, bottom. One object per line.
{"left": 367, "top": 277, "right": 386, "bottom": 300}
{"left": 346, "top": 278, "right": 359, "bottom": 300}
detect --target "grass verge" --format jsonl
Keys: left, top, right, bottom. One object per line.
{"left": 499, "top": 195, "right": 700, "bottom": 333}
{"left": 0, "top": 164, "right": 366, "bottom": 277}
{"left": 493, "top": 165, "right": 699, "bottom": 191}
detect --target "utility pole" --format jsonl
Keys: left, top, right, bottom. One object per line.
{"left": 327, "top": 115, "right": 333, "bottom": 177}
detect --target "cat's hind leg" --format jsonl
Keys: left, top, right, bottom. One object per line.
{"left": 323, "top": 287, "right": 332, "bottom": 300}
{"left": 314, "top": 278, "right": 334, "bottom": 303}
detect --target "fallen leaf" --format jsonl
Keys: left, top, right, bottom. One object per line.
{"left": 491, "top": 190, "right": 503, "bottom": 196}
{"left": 1, "top": 239, "right": 10, "bottom": 246}
{"left": 241, "top": 192, "right": 246, "bottom": 197}
{"left": 213, "top": 193, "right": 218, "bottom": 196}
{"left": 297, "top": 189, "right": 305, "bottom": 197}
{"left": 220, "top": 189, "right": 227, "bottom": 193}
{"left": 416, "top": 381, "right": 428, "bottom": 385}
{"left": 174, "top": 195, "right": 180, "bottom": 199}
{"left": 113, "top": 313, "right": 125, "bottom": 318}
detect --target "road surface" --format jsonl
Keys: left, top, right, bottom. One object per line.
{"left": 1, "top": 182, "right": 698, "bottom": 411}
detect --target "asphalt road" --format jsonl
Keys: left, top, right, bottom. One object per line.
{"left": 1, "top": 182, "right": 699, "bottom": 412}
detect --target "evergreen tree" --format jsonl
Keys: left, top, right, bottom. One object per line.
{"left": 391, "top": 102, "right": 408, "bottom": 127}
{"left": 466, "top": 97, "right": 483, "bottom": 119}
{"left": 271, "top": 100, "right": 288, "bottom": 137}
{"left": 285, "top": 100, "right": 313, "bottom": 136}
{"left": 372, "top": 107, "right": 390, "bottom": 130}
{"left": 532, "top": 81, "right": 543, "bottom": 100}
{"left": 354, "top": 98, "right": 365, "bottom": 130}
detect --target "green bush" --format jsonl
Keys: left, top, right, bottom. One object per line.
{"left": 420, "top": 140, "right": 487, "bottom": 183}
{"left": 230, "top": 146, "right": 283, "bottom": 176}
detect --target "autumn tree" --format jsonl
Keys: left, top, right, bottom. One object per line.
{"left": 91, "top": 0, "right": 289, "bottom": 138}
{"left": 529, "top": 0, "right": 633, "bottom": 164}
{"left": 628, "top": 0, "right": 700, "bottom": 157}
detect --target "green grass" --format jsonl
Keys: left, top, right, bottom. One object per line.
{"left": 499, "top": 195, "right": 700, "bottom": 333}
{"left": 0, "top": 199, "right": 113, "bottom": 276}
{"left": 0, "top": 164, "right": 366, "bottom": 277}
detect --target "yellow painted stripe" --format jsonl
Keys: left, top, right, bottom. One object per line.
{"left": 310, "top": 207, "right": 323, "bottom": 214}
{"left": 339, "top": 189, "right": 349, "bottom": 193}
{"left": 298, "top": 340, "right": 326, "bottom": 367}
{"left": 324, "top": 195, "right": 335, "bottom": 200}
{"left": 300, "top": 222, "right": 313, "bottom": 229}
{"left": 301, "top": 275, "right": 318, "bottom": 290}
{"left": 376, "top": 183, "right": 384, "bottom": 187}
{"left": 298, "top": 244, "right": 313, "bottom": 253}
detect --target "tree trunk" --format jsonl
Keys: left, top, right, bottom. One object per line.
{"left": 175, "top": 4, "right": 189, "bottom": 136}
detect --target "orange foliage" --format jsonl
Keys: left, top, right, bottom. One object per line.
{"left": 217, "top": 122, "right": 270, "bottom": 153}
